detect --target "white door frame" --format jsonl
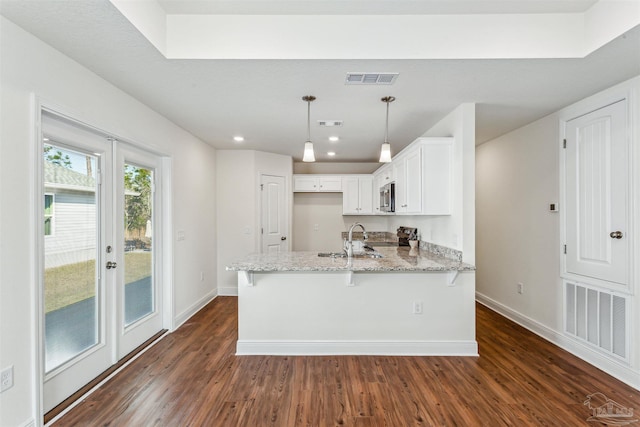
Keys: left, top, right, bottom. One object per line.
{"left": 32, "top": 99, "right": 174, "bottom": 421}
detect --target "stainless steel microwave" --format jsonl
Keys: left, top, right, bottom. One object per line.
{"left": 380, "top": 182, "right": 395, "bottom": 213}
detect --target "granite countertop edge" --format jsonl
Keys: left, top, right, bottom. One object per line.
{"left": 226, "top": 247, "right": 475, "bottom": 273}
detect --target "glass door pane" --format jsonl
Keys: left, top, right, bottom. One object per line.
{"left": 124, "top": 164, "right": 154, "bottom": 326}
{"left": 43, "top": 143, "right": 99, "bottom": 372}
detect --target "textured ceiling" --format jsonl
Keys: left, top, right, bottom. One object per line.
{"left": 1, "top": 0, "right": 639, "bottom": 162}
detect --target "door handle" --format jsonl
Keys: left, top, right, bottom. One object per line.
{"left": 106, "top": 261, "right": 117, "bottom": 269}
{"left": 281, "top": 236, "right": 287, "bottom": 241}
{"left": 609, "top": 231, "right": 623, "bottom": 239}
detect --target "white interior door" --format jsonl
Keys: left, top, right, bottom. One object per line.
{"left": 565, "top": 99, "right": 629, "bottom": 287}
{"left": 41, "top": 112, "right": 164, "bottom": 413}
{"left": 261, "top": 175, "right": 288, "bottom": 253}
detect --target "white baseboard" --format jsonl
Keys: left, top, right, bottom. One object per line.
{"left": 236, "top": 340, "right": 478, "bottom": 356}
{"left": 173, "top": 290, "right": 217, "bottom": 330}
{"left": 217, "top": 286, "right": 238, "bottom": 296}
{"left": 20, "top": 419, "right": 35, "bottom": 427}
{"left": 476, "top": 292, "right": 640, "bottom": 390}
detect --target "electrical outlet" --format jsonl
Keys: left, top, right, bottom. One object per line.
{"left": 517, "top": 282, "right": 524, "bottom": 294}
{"left": 1, "top": 366, "right": 13, "bottom": 392}
{"left": 200, "top": 272, "right": 204, "bottom": 281}
{"left": 412, "top": 301, "right": 423, "bottom": 315}
{"left": 314, "top": 224, "right": 319, "bottom": 231}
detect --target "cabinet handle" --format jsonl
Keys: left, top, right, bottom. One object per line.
{"left": 401, "top": 204, "right": 407, "bottom": 207}
{"left": 610, "top": 231, "right": 623, "bottom": 239}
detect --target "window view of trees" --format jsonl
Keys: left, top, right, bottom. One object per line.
{"left": 124, "top": 164, "right": 152, "bottom": 251}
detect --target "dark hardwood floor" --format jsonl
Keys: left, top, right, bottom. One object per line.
{"left": 52, "top": 296, "right": 640, "bottom": 426}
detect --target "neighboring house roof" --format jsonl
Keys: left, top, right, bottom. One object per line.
{"left": 44, "top": 161, "right": 95, "bottom": 192}
{"left": 44, "top": 161, "right": 140, "bottom": 196}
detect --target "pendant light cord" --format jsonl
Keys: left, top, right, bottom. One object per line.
{"left": 384, "top": 100, "right": 389, "bottom": 144}
{"left": 307, "top": 99, "right": 311, "bottom": 142}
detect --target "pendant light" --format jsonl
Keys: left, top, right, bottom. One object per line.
{"left": 379, "top": 96, "right": 395, "bottom": 163}
{"left": 302, "top": 95, "right": 316, "bottom": 162}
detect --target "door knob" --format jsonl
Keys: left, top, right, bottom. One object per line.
{"left": 281, "top": 236, "right": 287, "bottom": 241}
{"left": 106, "top": 261, "right": 117, "bottom": 269}
{"left": 609, "top": 231, "right": 623, "bottom": 239}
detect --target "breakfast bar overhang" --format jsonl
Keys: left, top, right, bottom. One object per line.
{"left": 227, "top": 246, "right": 477, "bottom": 357}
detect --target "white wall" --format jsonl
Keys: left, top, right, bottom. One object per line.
{"left": 292, "top": 193, "right": 388, "bottom": 251}
{"left": 476, "top": 114, "right": 561, "bottom": 328}
{"left": 0, "top": 17, "right": 217, "bottom": 426}
{"left": 387, "top": 103, "right": 476, "bottom": 263}
{"left": 216, "top": 150, "right": 292, "bottom": 295}
{"left": 476, "top": 76, "right": 640, "bottom": 388}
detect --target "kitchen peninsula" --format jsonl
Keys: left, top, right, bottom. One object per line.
{"left": 227, "top": 244, "right": 477, "bottom": 356}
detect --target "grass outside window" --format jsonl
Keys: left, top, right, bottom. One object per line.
{"left": 45, "top": 251, "right": 152, "bottom": 313}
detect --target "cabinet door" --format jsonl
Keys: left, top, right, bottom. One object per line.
{"left": 293, "top": 176, "right": 318, "bottom": 192}
{"left": 342, "top": 177, "right": 361, "bottom": 214}
{"left": 404, "top": 148, "right": 422, "bottom": 214}
{"left": 393, "top": 160, "right": 407, "bottom": 212}
{"left": 358, "top": 176, "right": 374, "bottom": 214}
{"left": 319, "top": 176, "right": 342, "bottom": 192}
{"left": 565, "top": 99, "right": 628, "bottom": 287}
{"left": 422, "top": 140, "right": 452, "bottom": 215}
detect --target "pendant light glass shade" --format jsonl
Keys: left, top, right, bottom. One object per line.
{"left": 379, "top": 142, "right": 392, "bottom": 163}
{"left": 379, "top": 96, "right": 395, "bottom": 163}
{"left": 303, "top": 141, "right": 315, "bottom": 162}
{"left": 302, "top": 95, "right": 316, "bottom": 163}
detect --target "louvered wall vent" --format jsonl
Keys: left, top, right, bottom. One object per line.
{"left": 318, "top": 120, "right": 343, "bottom": 127}
{"left": 565, "top": 281, "right": 628, "bottom": 361}
{"left": 345, "top": 73, "right": 399, "bottom": 85}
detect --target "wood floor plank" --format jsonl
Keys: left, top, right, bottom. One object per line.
{"left": 52, "top": 297, "right": 640, "bottom": 426}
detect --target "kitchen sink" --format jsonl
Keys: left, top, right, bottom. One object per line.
{"left": 317, "top": 252, "right": 383, "bottom": 259}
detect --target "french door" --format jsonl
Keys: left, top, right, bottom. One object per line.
{"left": 41, "top": 111, "right": 163, "bottom": 413}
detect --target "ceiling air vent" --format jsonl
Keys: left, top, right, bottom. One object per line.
{"left": 345, "top": 73, "right": 399, "bottom": 85}
{"left": 318, "top": 120, "right": 343, "bottom": 127}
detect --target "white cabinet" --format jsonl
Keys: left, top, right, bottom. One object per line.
{"left": 394, "top": 147, "right": 422, "bottom": 214}
{"left": 380, "top": 137, "right": 453, "bottom": 216}
{"left": 293, "top": 175, "right": 342, "bottom": 192}
{"left": 343, "top": 176, "right": 374, "bottom": 215}
{"left": 421, "top": 138, "right": 453, "bottom": 215}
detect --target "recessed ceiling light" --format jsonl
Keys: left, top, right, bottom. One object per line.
{"left": 327, "top": 151, "right": 336, "bottom": 156}
{"left": 329, "top": 136, "right": 339, "bottom": 142}
{"left": 233, "top": 136, "right": 244, "bottom": 142}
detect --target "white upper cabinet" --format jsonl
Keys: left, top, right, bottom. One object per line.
{"left": 293, "top": 175, "right": 342, "bottom": 192}
{"left": 421, "top": 138, "right": 453, "bottom": 215}
{"left": 390, "top": 137, "right": 453, "bottom": 216}
{"left": 343, "top": 175, "right": 374, "bottom": 215}
{"left": 394, "top": 146, "right": 422, "bottom": 214}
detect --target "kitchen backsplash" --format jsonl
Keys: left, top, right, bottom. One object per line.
{"left": 340, "top": 230, "right": 462, "bottom": 262}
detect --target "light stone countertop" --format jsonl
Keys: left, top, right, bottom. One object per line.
{"left": 226, "top": 246, "right": 475, "bottom": 273}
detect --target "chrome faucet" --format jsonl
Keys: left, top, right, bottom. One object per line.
{"left": 345, "top": 223, "right": 368, "bottom": 258}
